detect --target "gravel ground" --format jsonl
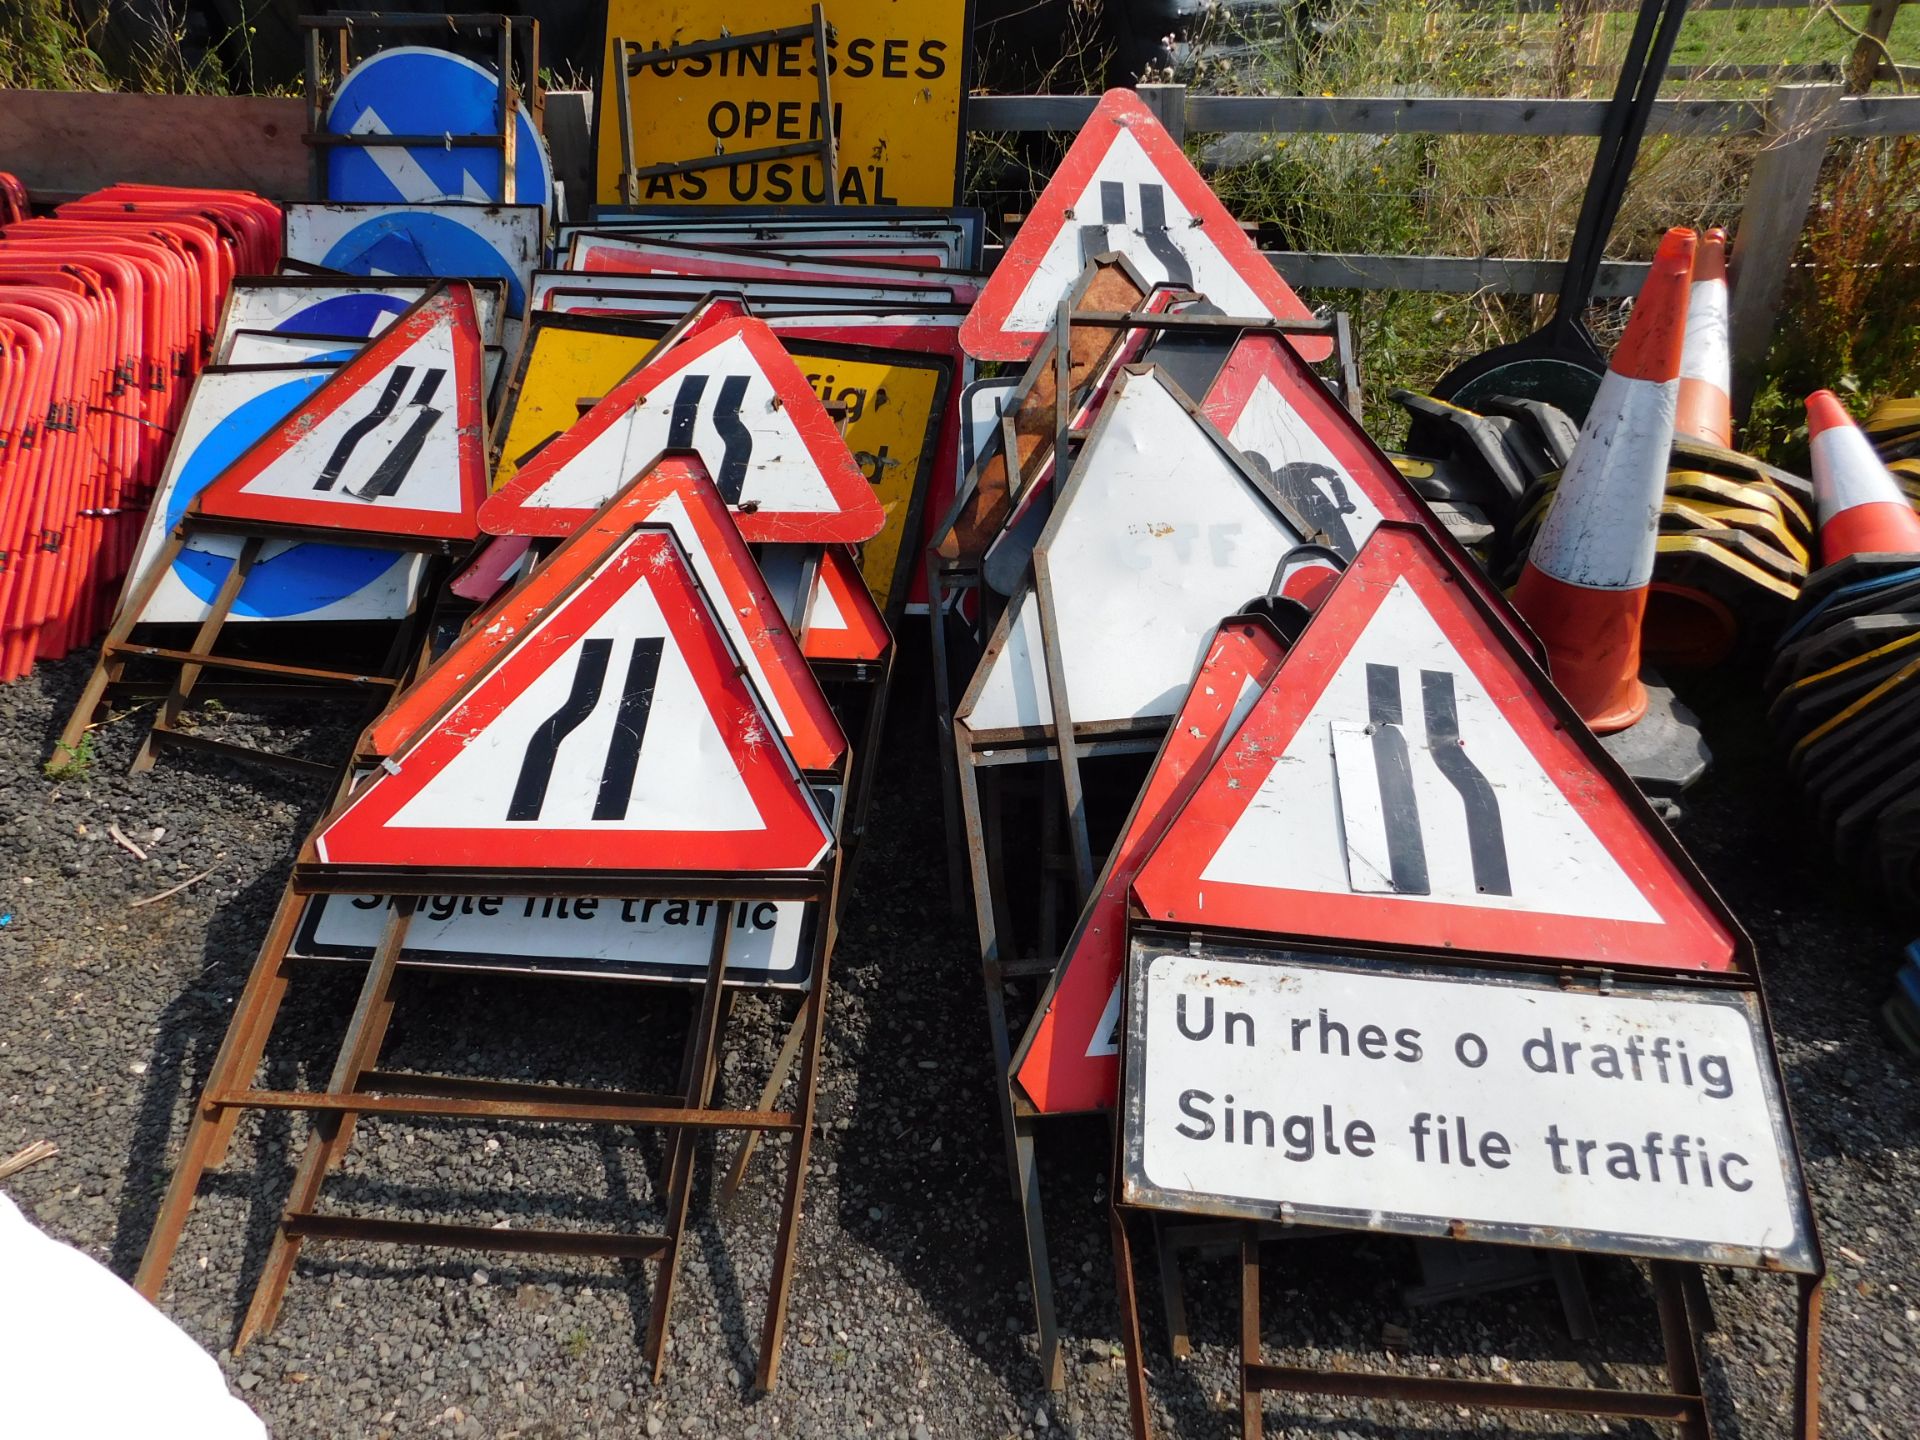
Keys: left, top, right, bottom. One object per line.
{"left": 1, "top": 649, "right": 1915, "bottom": 1439}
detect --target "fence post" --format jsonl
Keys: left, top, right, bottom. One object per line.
{"left": 1728, "top": 82, "right": 1840, "bottom": 421}
{"left": 1847, "top": 0, "right": 1904, "bottom": 91}
{"left": 1138, "top": 83, "right": 1188, "bottom": 146}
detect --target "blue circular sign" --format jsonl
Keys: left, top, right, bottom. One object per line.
{"left": 273, "top": 293, "right": 412, "bottom": 338}
{"left": 172, "top": 376, "right": 411, "bottom": 619}
{"left": 320, "top": 210, "right": 528, "bottom": 314}
{"left": 325, "top": 46, "right": 553, "bottom": 208}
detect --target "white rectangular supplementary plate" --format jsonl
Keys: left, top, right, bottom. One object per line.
{"left": 292, "top": 891, "right": 816, "bottom": 988}
{"left": 1121, "top": 944, "right": 1814, "bottom": 1271}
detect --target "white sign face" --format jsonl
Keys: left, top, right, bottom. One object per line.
{"left": 956, "top": 369, "right": 1306, "bottom": 735}
{"left": 1123, "top": 947, "right": 1812, "bottom": 1268}
{"left": 285, "top": 203, "right": 544, "bottom": 315}
{"left": 1205, "top": 575, "right": 1659, "bottom": 922}
{"left": 386, "top": 567, "right": 763, "bottom": 833}
{"left": 218, "top": 313, "right": 474, "bottom": 519}
{"left": 121, "top": 368, "right": 425, "bottom": 626}
{"left": 1226, "top": 374, "right": 1386, "bottom": 550}
{"left": 501, "top": 327, "right": 865, "bottom": 535}
{"left": 220, "top": 281, "right": 505, "bottom": 348}
{"left": 1003, "top": 129, "right": 1274, "bottom": 336}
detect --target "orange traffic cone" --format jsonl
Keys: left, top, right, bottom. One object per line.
{"left": 1807, "top": 389, "right": 1920, "bottom": 565}
{"left": 1675, "top": 227, "right": 1732, "bottom": 448}
{"left": 1513, "top": 226, "right": 1697, "bottom": 733}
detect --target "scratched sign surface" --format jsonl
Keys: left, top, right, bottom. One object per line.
{"left": 1121, "top": 944, "right": 1813, "bottom": 1271}
{"left": 595, "top": 0, "right": 970, "bottom": 207}
{"left": 324, "top": 46, "right": 553, "bottom": 208}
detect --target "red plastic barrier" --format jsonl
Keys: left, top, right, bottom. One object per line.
{"left": 0, "top": 182, "right": 280, "bottom": 680}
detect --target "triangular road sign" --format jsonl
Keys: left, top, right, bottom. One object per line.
{"left": 1013, "top": 617, "right": 1288, "bottom": 1114}
{"left": 1131, "top": 523, "right": 1742, "bottom": 973}
{"left": 368, "top": 455, "right": 846, "bottom": 773}
{"left": 956, "top": 366, "right": 1312, "bottom": 738}
{"left": 312, "top": 527, "right": 833, "bottom": 879}
{"left": 797, "top": 546, "right": 892, "bottom": 663}
{"left": 194, "top": 283, "right": 487, "bottom": 542}
{"left": 478, "top": 315, "right": 886, "bottom": 544}
{"left": 960, "top": 89, "right": 1326, "bottom": 364}
{"left": 1200, "top": 331, "right": 1538, "bottom": 655}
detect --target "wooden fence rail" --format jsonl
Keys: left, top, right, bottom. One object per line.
{"left": 968, "top": 82, "right": 1920, "bottom": 411}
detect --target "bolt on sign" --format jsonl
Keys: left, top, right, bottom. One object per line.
{"left": 594, "top": 1, "right": 972, "bottom": 208}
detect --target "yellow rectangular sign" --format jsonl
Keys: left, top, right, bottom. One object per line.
{"left": 492, "top": 313, "right": 949, "bottom": 612}
{"left": 595, "top": 0, "right": 971, "bottom": 208}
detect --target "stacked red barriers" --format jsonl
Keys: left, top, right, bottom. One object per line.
{"left": 0, "top": 178, "right": 279, "bottom": 680}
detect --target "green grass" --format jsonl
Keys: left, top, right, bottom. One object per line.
{"left": 1648, "top": 3, "right": 1920, "bottom": 71}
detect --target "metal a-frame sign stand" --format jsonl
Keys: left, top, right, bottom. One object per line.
{"left": 134, "top": 524, "right": 842, "bottom": 1392}
{"left": 357, "top": 457, "right": 857, "bottom": 1203}
{"left": 925, "top": 255, "right": 1353, "bottom": 910}
{"left": 940, "top": 361, "right": 1339, "bottom": 1389}
{"left": 54, "top": 282, "right": 487, "bottom": 775}
{"left": 301, "top": 11, "right": 544, "bottom": 204}
{"left": 1104, "top": 523, "right": 1825, "bottom": 1439}
{"left": 612, "top": 6, "right": 838, "bottom": 208}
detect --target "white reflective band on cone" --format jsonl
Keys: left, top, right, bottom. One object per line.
{"left": 1813, "top": 422, "right": 1909, "bottom": 517}
{"left": 1679, "top": 280, "right": 1730, "bottom": 388}
{"left": 1527, "top": 368, "right": 1679, "bottom": 591}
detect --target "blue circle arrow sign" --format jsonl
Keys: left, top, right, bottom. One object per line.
{"left": 325, "top": 46, "right": 553, "bottom": 208}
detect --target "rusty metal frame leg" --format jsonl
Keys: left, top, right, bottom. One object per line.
{"left": 808, "top": 3, "right": 838, "bottom": 202}
{"left": 613, "top": 35, "right": 636, "bottom": 206}
{"left": 720, "top": 1000, "right": 808, "bottom": 1207}
{"left": 1240, "top": 1231, "right": 1264, "bottom": 1440}
{"left": 235, "top": 899, "right": 417, "bottom": 1348}
{"left": 1031, "top": 555, "right": 1095, "bottom": 898}
{"left": 132, "top": 533, "right": 262, "bottom": 774}
{"left": 1650, "top": 1261, "right": 1713, "bottom": 1440}
{"left": 929, "top": 549, "right": 969, "bottom": 914}
{"left": 643, "top": 905, "right": 734, "bottom": 1381}
{"left": 1011, "top": 1106, "right": 1065, "bottom": 1390}
{"left": 55, "top": 531, "right": 188, "bottom": 763}
{"left": 836, "top": 641, "right": 895, "bottom": 892}
{"left": 1155, "top": 1217, "right": 1192, "bottom": 1361}
{"left": 133, "top": 889, "right": 305, "bottom": 1299}
{"left": 1794, "top": 1270, "right": 1824, "bottom": 1440}
{"left": 1112, "top": 1204, "right": 1153, "bottom": 1440}
{"left": 752, "top": 930, "right": 833, "bottom": 1390}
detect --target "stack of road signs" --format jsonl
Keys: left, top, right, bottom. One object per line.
{"left": 1109, "top": 520, "right": 1822, "bottom": 1438}
{"left": 1869, "top": 394, "right": 1920, "bottom": 489}
{"left": 134, "top": 493, "right": 843, "bottom": 1390}
{"left": 928, "top": 85, "right": 1563, "bottom": 1390}
{"left": 56, "top": 280, "right": 500, "bottom": 772}
{"left": 300, "top": 26, "right": 555, "bottom": 367}
{"left": 528, "top": 208, "right": 981, "bottom": 619}
{"left": 1766, "top": 391, "right": 1920, "bottom": 915}
{"left": 478, "top": 303, "right": 899, "bottom": 848}
{"left": 1, "top": 182, "right": 276, "bottom": 683}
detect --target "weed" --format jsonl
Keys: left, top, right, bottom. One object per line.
{"left": 563, "top": 1326, "right": 592, "bottom": 1360}
{"left": 1746, "top": 135, "right": 1920, "bottom": 463}
{"left": 43, "top": 732, "right": 96, "bottom": 781}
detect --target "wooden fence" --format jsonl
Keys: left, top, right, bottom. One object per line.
{"left": 970, "top": 82, "right": 1920, "bottom": 411}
